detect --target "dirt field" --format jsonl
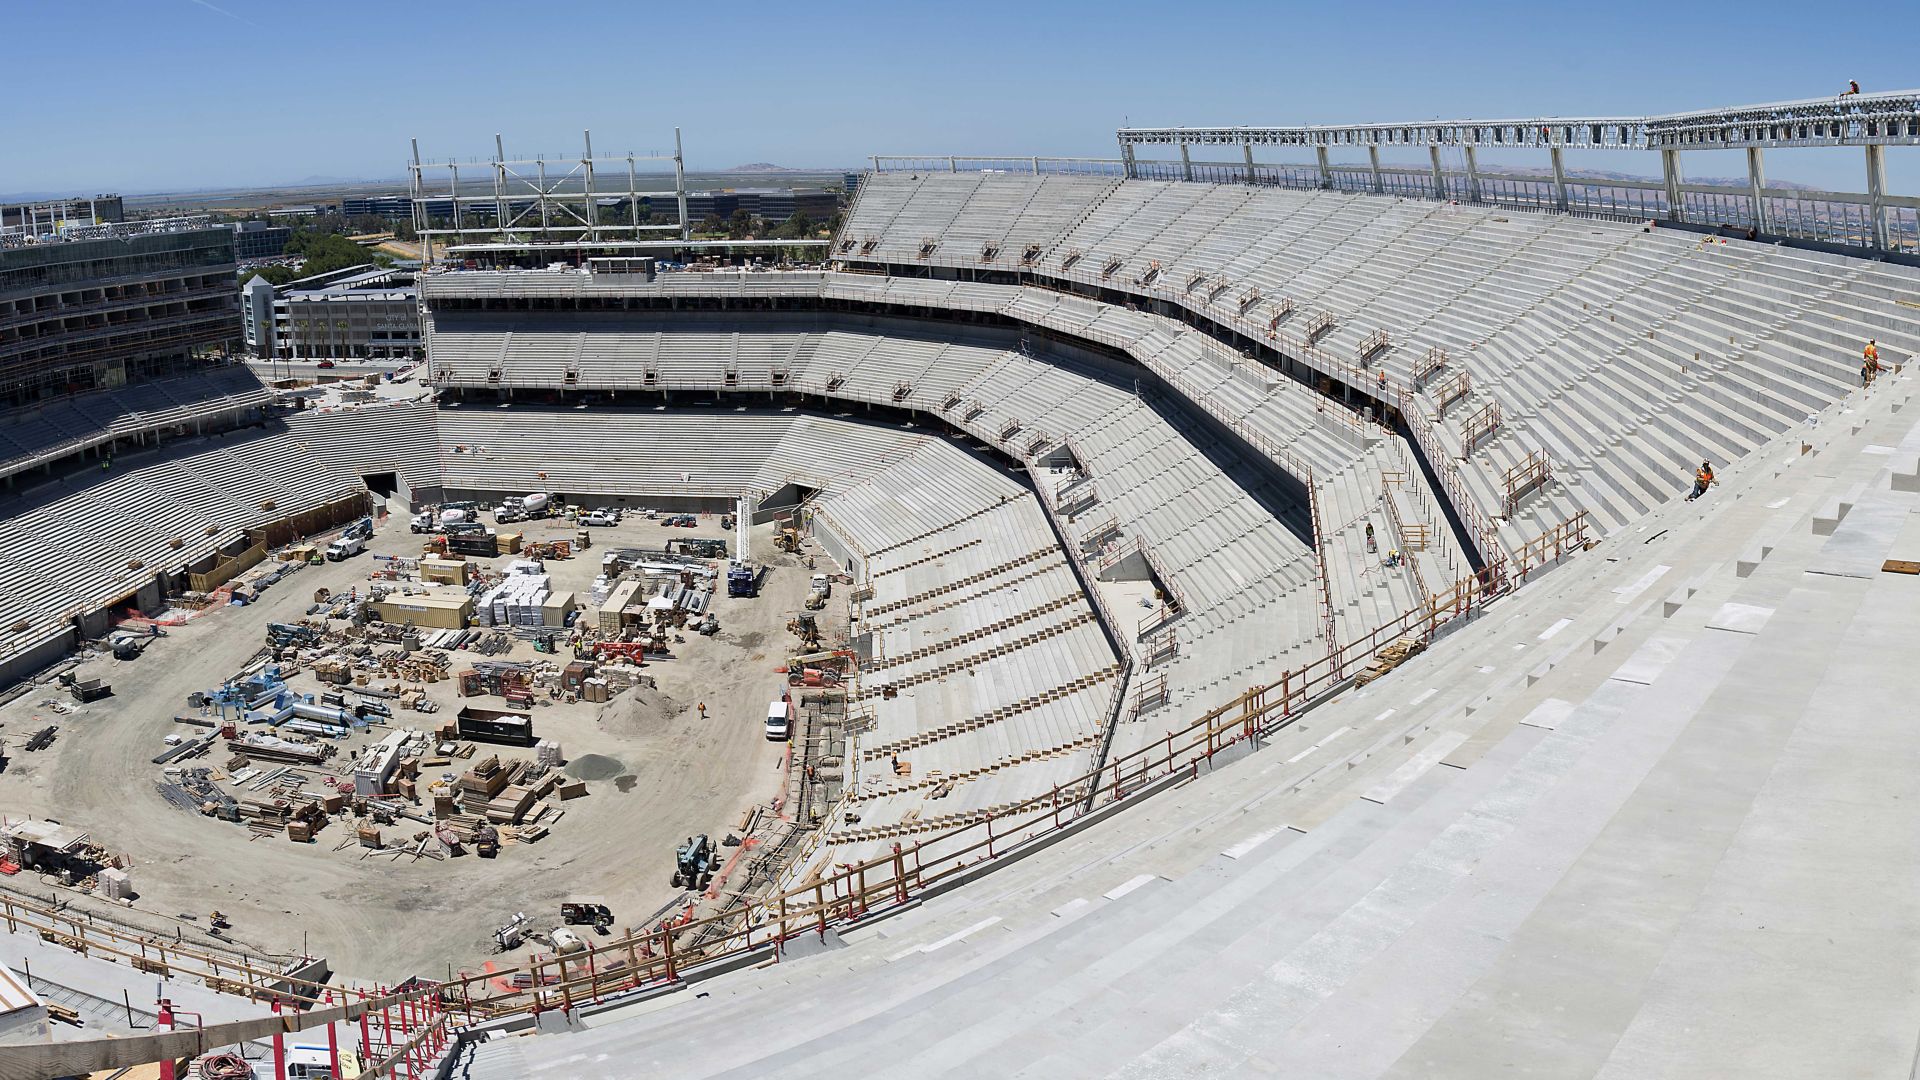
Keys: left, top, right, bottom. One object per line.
{"left": 0, "top": 509, "right": 839, "bottom": 981}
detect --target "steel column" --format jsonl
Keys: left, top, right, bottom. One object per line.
{"left": 1121, "top": 141, "right": 1137, "bottom": 180}
{"left": 1315, "top": 145, "right": 1333, "bottom": 189}
{"left": 1243, "top": 143, "right": 1256, "bottom": 185}
{"left": 1866, "top": 144, "right": 1892, "bottom": 249}
{"left": 674, "top": 128, "right": 690, "bottom": 242}
{"left": 1747, "top": 146, "right": 1769, "bottom": 233}
{"left": 1179, "top": 143, "right": 1193, "bottom": 182}
{"left": 1464, "top": 146, "right": 1482, "bottom": 204}
{"left": 1368, "top": 145, "right": 1383, "bottom": 193}
{"left": 1429, "top": 146, "right": 1447, "bottom": 200}
{"left": 1662, "top": 148, "right": 1684, "bottom": 221}
{"left": 1550, "top": 147, "right": 1568, "bottom": 210}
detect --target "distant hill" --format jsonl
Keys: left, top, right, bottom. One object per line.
{"left": 724, "top": 163, "right": 815, "bottom": 174}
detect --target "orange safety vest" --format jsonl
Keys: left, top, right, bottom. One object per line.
{"left": 1865, "top": 343, "right": 1879, "bottom": 363}
{"left": 1696, "top": 468, "right": 1713, "bottom": 486}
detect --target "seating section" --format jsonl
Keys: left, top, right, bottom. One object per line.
{"left": 427, "top": 316, "right": 1388, "bottom": 718}
{"left": 0, "top": 427, "right": 368, "bottom": 664}
{"left": 0, "top": 366, "right": 273, "bottom": 483}
{"left": 436, "top": 407, "right": 933, "bottom": 502}
{"left": 838, "top": 173, "right": 1920, "bottom": 552}
{"left": 807, "top": 442, "right": 1122, "bottom": 869}
{"left": 284, "top": 400, "right": 444, "bottom": 494}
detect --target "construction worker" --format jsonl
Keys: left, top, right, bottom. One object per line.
{"left": 1364, "top": 522, "right": 1376, "bottom": 553}
{"left": 1686, "top": 461, "right": 1715, "bottom": 502}
{"left": 1864, "top": 339, "right": 1883, "bottom": 384}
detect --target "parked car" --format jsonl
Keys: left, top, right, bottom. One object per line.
{"left": 316, "top": 360, "right": 336, "bottom": 369}
{"left": 583, "top": 510, "right": 620, "bottom": 527}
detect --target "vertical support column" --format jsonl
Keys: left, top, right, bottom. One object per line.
{"left": 1429, "top": 146, "right": 1447, "bottom": 201}
{"left": 673, "top": 128, "right": 690, "bottom": 243}
{"left": 489, "top": 134, "right": 508, "bottom": 250}
{"left": 580, "top": 130, "right": 597, "bottom": 247}
{"left": 1121, "top": 142, "right": 1137, "bottom": 180}
{"left": 1179, "top": 143, "right": 1193, "bottom": 182}
{"left": 1031, "top": 156, "right": 1039, "bottom": 175}
{"left": 1315, "top": 145, "right": 1333, "bottom": 189}
{"left": 1550, "top": 147, "right": 1568, "bottom": 211}
{"left": 1866, "top": 144, "right": 1892, "bottom": 250}
{"left": 1243, "top": 143, "right": 1256, "bottom": 185}
{"left": 736, "top": 495, "right": 749, "bottom": 560}
{"left": 1368, "top": 145, "right": 1383, "bottom": 193}
{"left": 1747, "top": 146, "right": 1769, "bottom": 234}
{"left": 1661, "top": 148, "right": 1684, "bottom": 222}
{"left": 948, "top": 156, "right": 957, "bottom": 173}
{"left": 408, "top": 138, "right": 428, "bottom": 267}
{"left": 1464, "top": 146, "right": 1483, "bottom": 204}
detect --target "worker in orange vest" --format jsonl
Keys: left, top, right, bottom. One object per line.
{"left": 1686, "top": 461, "right": 1715, "bottom": 502}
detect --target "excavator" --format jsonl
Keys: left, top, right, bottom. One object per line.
{"left": 786, "top": 611, "right": 820, "bottom": 649}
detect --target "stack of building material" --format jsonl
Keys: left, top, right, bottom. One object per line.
{"left": 478, "top": 574, "right": 551, "bottom": 628}
{"left": 227, "top": 733, "right": 331, "bottom": 765}
{"left": 535, "top": 739, "right": 563, "bottom": 767}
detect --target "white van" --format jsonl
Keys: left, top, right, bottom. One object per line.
{"left": 765, "top": 697, "right": 793, "bottom": 741}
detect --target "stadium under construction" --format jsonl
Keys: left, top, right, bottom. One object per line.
{"left": 1, "top": 91, "right": 1920, "bottom": 1078}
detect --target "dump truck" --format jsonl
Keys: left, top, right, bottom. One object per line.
{"left": 560, "top": 902, "right": 614, "bottom": 929}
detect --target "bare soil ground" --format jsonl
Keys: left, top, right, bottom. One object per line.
{"left": 0, "top": 509, "right": 839, "bottom": 981}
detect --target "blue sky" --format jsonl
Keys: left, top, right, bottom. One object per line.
{"left": 2, "top": 0, "right": 1912, "bottom": 196}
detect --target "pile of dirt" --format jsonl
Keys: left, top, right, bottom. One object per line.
{"left": 567, "top": 754, "right": 625, "bottom": 781}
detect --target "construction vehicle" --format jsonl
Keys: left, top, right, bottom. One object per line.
{"left": 805, "top": 574, "right": 830, "bottom": 610}
{"left": 727, "top": 562, "right": 758, "bottom": 597}
{"left": 787, "top": 612, "right": 821, "bottom": 648}
{"left": 667, "top": 537, "right": 727, "bottom": 559}
{"left": 696, "top": 613, "right": 720, "bottom": 636}
{"left": 774, "top": 527, "right": 800, "bottom": 553}
{"left": 560, "top": 902, "right": 615, "bottom": 929}
{"left": 266, "top": 622, "right": 320, "bottom": 648}
{"left": 661, "top": 514, "right": 698, "bottom": 528}
{"left": 671, "top": 835, "right": 715, "bottom": 890}
{"left": 721, "top": 513, "right": 735, "bottom": 530}
{"left": 325, "top": 533, "right": 367, "bottom": 561}
{"left": 109, "top": 624, "right": 165, "bottom": 660}
{"left": 590, "top": 640, "right": 652, "bottom": 664}
{"left": 786, "top": 664, "right": 842, "bottom": 688}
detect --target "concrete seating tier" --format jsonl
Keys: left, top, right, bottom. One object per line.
{"left": 0, "top": 366, "right": 273, "bottom": 484}
{"left": 838, "top": 173, "right": 1920, "bottom": 554}
{"left": 0, "top": 428, "right": 367, "bottom": 663}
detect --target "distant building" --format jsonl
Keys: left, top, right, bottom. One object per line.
{"left": 651, "top": 188, "right": 838, "bottom": 224}
{"left": 231, "top": 220, "right": 292, "bottom": 260}
{"left": 843, "top": 172, "right": 863, "bottom": 194}
{"left": 0, "top": 223, "right": 239, "bottom": 407}
{"left": 268, "top": 266, "right": 422, "bottom": 361}
{"left": 0, "top": 195, "right": 124, "bottom": 232}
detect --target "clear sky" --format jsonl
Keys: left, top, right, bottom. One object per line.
{"left": 2, "top": 0, "right": 1913, "bottom": 197}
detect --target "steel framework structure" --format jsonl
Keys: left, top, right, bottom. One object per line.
{"left": 1101, "top": 90, "right": 1920, "bottom": 252}
{"left": 407, "top": 129, "right": 692, "bottom": 259}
